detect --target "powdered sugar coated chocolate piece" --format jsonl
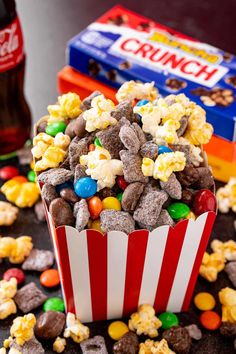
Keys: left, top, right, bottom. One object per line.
{"left": 69, "top": 136, "right": 89, "bottom": 171}
{"left": 162, "top": 326, "right": 192, "bottom": 354}
{"left": 74, "top": 199, "right": 90, "bottom": 231}
{"left": 74, "top": 164, "right": 87, "bottom": 182}
{"left": 111, "top": 100, "right": 137, "bottom": 123}
{"left": 119, "top": 125, "right": 140, "bottom": 153}
{"left": 122, "top": 182, "right": 145, "bottom": 212}
{"left": 113, "top": 331, "right": 139, "bottom": 354}
{"left": 120, "top": 150, "right": 148, "bottom": 184}
{"left": 59, "top": 154, "right": 70, "bottom": 170}
{"left": 10, "top": 337, "right": 45, "bottom": 354}
{"left": 65, "top": 119, "right": 76, "bottom": 139}
{"left": 133, "top": 186, "right": 168, "bottom": 226}
{"left": 177, "top": 116, "right": 188, "bottom": 137}
{"left": 49, "top": 198, "right": 75, "bottom": 227}
{"left": 100, "top": 210, "right": 135, "bottom": 234}
{"left": 74, "top": 113, "right": 87, "bottom": 138}
{"left": 140, "top": 141, "right": 158, "bottom": 160}
{"left": 14, "top": 282, "right": 47, "bottom": 313}
{"left": 194, "top": 167, "right": 214, "bottom": 189}
{"left": 96, "top": 123, "right": 124, "bottom": 159}
{"left": 160, "top": 173, "right": 182, "bottom": 199}
{"left": 170, "top": 144, "right": 191, "bottom": 162}
{"left": 42, "top": 183, "right": 58, "bottom": 206}
{"left": 220, "top": 322, "right": 236, "bottom": 337}
{"left": 22, "top": 249, "right": 54, "bottom": 271}
{"left": 176, "top": 163, "right": 199, "bottom": 187}
{"left": 60, "top": 188, "right": 79, "bottom": 203}
{"left": 132, "top": 122, "right": 147, "bottom": 146}
{"left": 37, "top": 168, "right": 73, "bottom": 186}
{"left": 138, "top": 209, "right": 174, "bottom": 231}
{"left": 82, "top": 91, "right": 102, "bottom": 109}
{"left": 80, "top": 335, "right": 108, "bottom": 354}
{"left": 185, "top": 324, "right": 202, "bottom": 340}
{"left": 225, "top": 262, "right": 236, "bottom": 287}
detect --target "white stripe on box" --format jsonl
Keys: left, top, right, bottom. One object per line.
{"left": 167, "top": 213, "right": 208, "bottom": 311}
{"left": 107, "top": 231, "right": 129, "bottom": 319}
{"left": 138, "top": 226, "right": 170, "bottom": 307}
{"left": 65, "top": 227, "right": 93, "bottom": 322}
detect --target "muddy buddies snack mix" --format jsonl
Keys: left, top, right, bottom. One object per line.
{"left": 33, "top": 83, "right": 215, "bottom": 233}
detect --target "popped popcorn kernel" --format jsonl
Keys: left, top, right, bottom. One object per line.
{"left": 219, "top": 287, "right": 236, "bottom": 323}
{"left": 83, "top": 94, "right": 116, "bottom": 132}
{"left": 0, "top": 278, "right": 17, "bottom": 300}
{"left": 32, "top": 133, "right": 54, "bottom": 158}
{"left": 80, "top": 146, "right": 123, "bottom": 190}
{"left": 0, "top": 201, "right": 19, "bottom": 226}
{"left": 1, "top": 180, "right": 40, "bottom": 208}
{"left": 34, "top": 146, "right": 66, "bottom": 172}
{"left": 54, "top": 132, "right": 71, "bottom": 150}
{"left": 184, "top": 106, "right": 213, "bottom": 145}
{"left": 199, "top": 252, "right": 225, "bottom": 282}
{"left": 48, "top": 92, "right": 82, "bottom": 123}
{"left": 0, "top": 236, "right": 33, "bottom": 264}
{"left": 186, "top": 211, "right": 196, "bottom": 220}
{"left": 8, "top": 349, "right": 22, "bottom": 354}
{"left": 139, "top": 338, "right": 175, "bottom": 354}
{"left": 53, "top": 337, "right": 66, "bottom": 353}
{"left": 63, "top": 312, "right": 89, "bottom": 344}
{"left": 211, "top": 239, "right": 236, "bottom": 261}
{"left": 141, "top": 158, "right": 155, "bottom": 177}
{"left": 4, "top": 337, "right": 13, "bottom": 348}
{"left": 154, "top": 119, "right": 180, "bottom": 145}
{"left": 134, "top": 103, "right": 161, "bottom": 137}
{"left": 129, "top": 304, "right": 162, "bottom": 338}
{"left": 216, "top": 178, "right": 236, "bottom": 213}
{"left": 142, "top": 152, "right": 186, "bottom": 182}
{"left": 0, "top": 348, "right": 6, "bottom": 354}
{"left": 116, "top": 81, "right": 158, "bottom": 102}
{"left": 10, "top": 313, "right": 36, "bottom": 346}
{"left": 0, "top": 299, "right": 17, "bottom": 320}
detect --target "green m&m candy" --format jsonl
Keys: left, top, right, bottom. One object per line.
{"left": 27, "top": 170, "right": 36, "bottom": 182}
{"left": 117, "top": 192, "right": 123, "bottom": 202}
{"left": 43, "top": 297, "right": 65, "bottom": 312}
{"left": 46, "top": 122, "right": 67, "bottom": 137}
{"left": 159, "top": 311, "right": 179, "bottom": 330}
{"left": 167, "top": 202, "right": 190, "bottom": 219}
{"left": 94, "top": 137, "right": 102, "bottom": 147}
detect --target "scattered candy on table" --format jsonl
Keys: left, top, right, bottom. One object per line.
{"left": 0, "top": 166, "right": 19, "bottom": 181}
{"left": 3, "top": 268, "right": 25, "bottom": 285}
{"left": 40, "top": 269, "right": 60, "bottom": 288}
{"left": 194, "top": 292, "right": 216, "bottom": 311}
{"left": 43, "top": 297, "right": 65, "bottom": 312}
{"left": 199, "top": 311, "right": 221, "bottom": 330}
{"left": 158, "top": 311, "right": 179, "bottom": 330}
{"left": 108, "top": 321, "right": 129, "bottom": 340}
{"left": 0, "top": 201, "right": 19, "bottom": 226}
{"left": 27, "top": 170, "right": 36, "bottom": 182}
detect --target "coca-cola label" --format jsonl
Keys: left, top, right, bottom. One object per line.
{"left": 0, "top": 16, "right": 24, "bottom": 72}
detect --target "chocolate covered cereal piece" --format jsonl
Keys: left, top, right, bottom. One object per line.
{"left": 59, "top": 155, "right": 70, "bottom": 170}
{"left": 120, "top": 150, "right": 148, "bottom": 184}
{"left": 100, "top": 210, "right": 135, "bottom": 234}
{"left": 160, "top": 173, "right": 182, "bottom": 199}
{"left": 220, "top": 322, "right": 236, "bottom": 337}
{"left": 74, "top": 164, "right": 87, "bottom": 182}
{"left": 80, "top": 336, "right": 108, "bottom": 354}
{"left": 177, "top": 117, "right": 188, "bottom": 137}
{"left": 122, "top": 182, "right": 145, "bottom": 212}
{"left": 41, "top": 183, "right": 59, "bottom": 207}
{"left": 119, "top": 125, "right": 140, "bottom": 153}
{"left": 185, "top": 324, "right": 202, "bottom": 340}
{"left": 163, "top": 326, "right": 192, "bottom": 354}
{"left": 133, "top": 186, "right": 168, "bottom": 226}
{"left": 96, "top": 123, "right": 124, "bottom": 159}
{"left": 10, "top": 337, "right": 45, "bottom": 354}
{"left": 225, "top": 262, "right": 236, "bottom": 287}
{"left": 65, "top": 119, "right": 76, "bottom": 139}
{"left": 69, "top": 137, "right": 89, "bottom": 171}
{"left": 170, "top": 144, "right": 191, "bottom": 161}
{"left": 35, "top": 311, "right": 66, "bottom": 339}
{"left": 176, "top": 163, "right": 199, "bottom": 187}
{"left": 74, "top": 114, "right": 86, "bottom": 138}
{"left": 22, "top": 249, "right": 54, "bottom": 271}
{"left": 140, "top": 141, "right": 158, "bottom": 160}
{"left": 14, "top": 282, "right": 47, "bottom": 313}
{"left": 194, "top": 167, "right": 214, "bottom": 189}
{"left": 113, "top": 332, "right": 139, "bottom": 354}
{"left": 60, "top": 188, "right": 79, "bottom": 203}
{"left": 155, "top": 209, "right": 175, "bottom": 227}
{"left": 111, "top": 101, "right": 137, "bottom": 123}
{"left": 49, "top": 198, "right": 75, "bottom": 227}
{"left": 82, "top": 91, "right": 102, "bottom": 109}
{"left": 74, "top": 199, "right": 90, "bottom": 231}
{"left": 132, "top": 122, "right": 147, "bottom": 146}
{"left": 37, "top": 168, "right": 73, "bottom": 186}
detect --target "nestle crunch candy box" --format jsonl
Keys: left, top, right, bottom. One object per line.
{"left": 67, "top": 5, "right": 236, "bottom": 142}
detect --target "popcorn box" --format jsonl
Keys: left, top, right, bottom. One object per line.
{"left": 67, "top": 5, "right": 236, "bottom": 142}
{"left": 43, "top": 198, "right": 216, "bottom": 323}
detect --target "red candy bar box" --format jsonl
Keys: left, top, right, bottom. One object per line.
{"left": 68, "top": 5, "right": 236, "bottom": 142}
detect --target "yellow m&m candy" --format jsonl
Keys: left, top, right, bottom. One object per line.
{"left": 108, "top": 321, "right": 129, "bottom": 340}
{"left": 194, "top": 292, "right": 216, "bottom": 311}
{"left": 102, "top": 197, "right": 121, "bottom": 211}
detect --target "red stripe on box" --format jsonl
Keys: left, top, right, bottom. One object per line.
{"left": 87, "top": 230, "right": 108, "bottom": 321}
{"left": 56, "top": 227, "right": 76, "bottom": 314}
{"left": 181, "top": 212, "right": 216, "bottom": 311}
{"left": 122, "top": 230, "right": 149, "bottom": 317}
{"left": 154, "top": 220, "right": 188, "bottom": 312}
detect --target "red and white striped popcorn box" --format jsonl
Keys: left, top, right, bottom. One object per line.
{"left": 44, "top": 202, "right": 216, "bottom": 323}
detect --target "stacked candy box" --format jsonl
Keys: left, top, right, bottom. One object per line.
{"left": 33, "top": 81, "right": 216, "bottom": 323}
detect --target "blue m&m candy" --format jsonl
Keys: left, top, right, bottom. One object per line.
{"left": 74, "top": 177, "right": 97, "bottom": 198}
{"left": 158, "top": 145, "right": 173, "bottom": 155}
{"left": 136, "top": 99, "right": 149, "bottom": 107}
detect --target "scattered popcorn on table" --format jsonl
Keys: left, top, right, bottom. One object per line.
{"left": 63, "top": 312, "right": 89, "bottom": 343}
{"left": 0, "top": 278, "right": 17, "bottom": 320}
{"left": 0, "top": 236, "right": 33, "bottom": 264}
{"left": 53, "top": 337, "right": 66, "bottom": 353}
{"left": 216, "top": 178, "right": 236, "bottom": 213}
{"left": 47, "top": 92, "right": 82, "bottom": 123}
{"left": 128, "top": 304, "right": 162, "bottom": 338}
{"left": 199, "top": 252, "right": 225, "bottom": 282}
{"left": 10, "top": 313, "right": 36, "bottom": 346}
{"left": 211, "top": 239, "right": 236, "bottom": 261}
{"left": 139, "top": 338, "right": 175, "bottom": 354}
{"left": 219, "top": 287, "right": 236, "bottom": 323}
{"left": 116, "top": 81, "right": 157, "bottom": 102}
{"left": 0, "top": 202, "right": 19, "bottom": 226}
{"left": 1, "top": 179, "right": 40, "bottom": 208}
{"left": 83, "top": 95, "right": 116, "bottom": 132}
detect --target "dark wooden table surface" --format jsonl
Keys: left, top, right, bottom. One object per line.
{"left": 0, "top": 0, "right": 235, "bottom": 353}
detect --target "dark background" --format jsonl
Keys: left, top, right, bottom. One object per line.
{"left": 0, "top": 1, "right": 235, "bottom": 353}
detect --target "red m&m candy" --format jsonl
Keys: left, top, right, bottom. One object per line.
{"left": 193, "top": 189, "right": 216, "bottom": 215}
{"left": 3, "top": 268, "right": 25, "bottom": 285}
{"left": 0, "top": 166, "right": 19, "bottom": 180}
{"left": 117, "top": 176, "right": 128, "bottom": 190}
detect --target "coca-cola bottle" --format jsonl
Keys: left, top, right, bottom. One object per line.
{"left": 0, "top": 0, "right": 31, "bottom": 156}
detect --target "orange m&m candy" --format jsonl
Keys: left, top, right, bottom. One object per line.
{"left": 40, "top": 269, "right": 60, "bottom": 288}
{"left": 89, "top": 144, "right": 95, "bottom": 152}
{"left": 12, "top": 175, "right": 28, "bottom": 183}
{"left": 200, "top": 311, "right": 221, "bottom": 330}
{"left": 88, "top": 196, "right": 103, "bottom": 219}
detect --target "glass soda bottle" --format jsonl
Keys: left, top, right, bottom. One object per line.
{"left": 0, "top": 0, "right": 31, "bottom": 156}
